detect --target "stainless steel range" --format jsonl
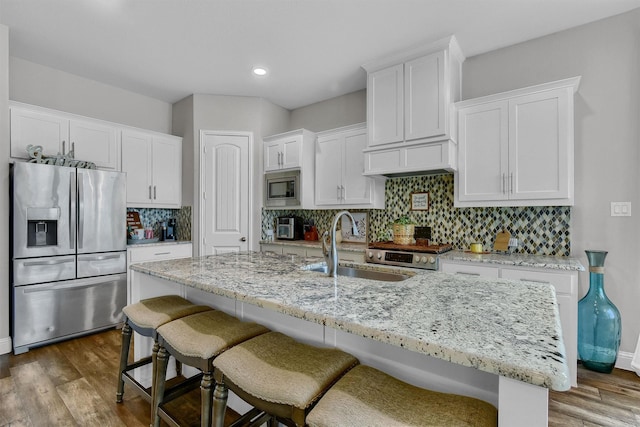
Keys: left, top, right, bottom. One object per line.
{"left": 366, "top": 242, "right": 453, "bottom": 270}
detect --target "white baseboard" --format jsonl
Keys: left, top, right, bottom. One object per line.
{"left": 615, "top": 351, "right": 636, "bottom": 373}
{"left": 0, "top": 336, "right": 12, "bottom": 355}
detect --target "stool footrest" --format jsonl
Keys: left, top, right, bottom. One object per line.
{"left": 163, "top": 373, "right": 202, "bottom": 403}
{"left": 121, "top": 371, "right": 153, "bottom": 403}
{"left": 228, "top": 407, "right": 265, "bottom": 427}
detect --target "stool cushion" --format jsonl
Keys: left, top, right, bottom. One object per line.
{"left": 157, "top": 310, "right": 270, "bottom": 360}
{"left": 213, "top": 332, "right": 358, "bottom": 410}
{"left": 122, "top": 295, "right": 211, "bottom": 330}
{"left": 306, "top": 365, "right": 498, "bottom": 427}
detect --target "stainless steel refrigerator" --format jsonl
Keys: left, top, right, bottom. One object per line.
{"left": 10, "top": 162, "right": 127, "bottom": 354}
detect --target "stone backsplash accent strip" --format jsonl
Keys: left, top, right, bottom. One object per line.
{"left": 262, "top": 174, "right": 571, "bottom": 256}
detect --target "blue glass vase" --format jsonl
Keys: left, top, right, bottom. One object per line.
{"left": 577, "top": 250, "right": 621, "bottom": 373}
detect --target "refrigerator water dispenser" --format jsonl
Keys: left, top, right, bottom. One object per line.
{"left": 26, "top": 207, "right": 60, "bottom": 247}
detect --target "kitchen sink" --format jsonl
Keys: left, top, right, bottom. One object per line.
{"left": 303, "top": 263, "right": 413, "bottom": 282}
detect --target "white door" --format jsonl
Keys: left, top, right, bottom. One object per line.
{"left": 201, "top": 132, "right": 251, "bottom": 255}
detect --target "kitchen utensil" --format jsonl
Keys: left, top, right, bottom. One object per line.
{"left": 493, "top": 230, "right": 511, "bottom": 252}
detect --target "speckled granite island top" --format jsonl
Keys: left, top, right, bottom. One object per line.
{"left": 442, "top": 251, "right": 585, "bottom": 271}
{"left": 131, "top": 251, "right": 570, "bottom": 391}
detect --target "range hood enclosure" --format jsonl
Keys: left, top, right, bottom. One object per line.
{"left": 362, "top": 139, "right": 457, "bottom": 177}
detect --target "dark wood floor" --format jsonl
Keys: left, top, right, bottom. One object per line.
{"left": 1, "top": 328, "right": 639, "bottom": 426}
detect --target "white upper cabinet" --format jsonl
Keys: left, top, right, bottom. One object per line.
{"left": 263, "top": 129, "right": 316, "bottom": 209}
{"left": 455, "top": 77, "right": 580, "bottom": 207}
{"left": 122, "top": 130, "right": 182, "bottom": 208}
{"left": 315, "top": 123, "right": 385, "bottom": 208}
{"left": 368, "top": 64, "right": 404, "bottom": 147}
{"left": 10, "top": 103, "right": 120, "bottom": 170}
{"left": 362, "top": 36, "right": 464, "bottom": 176}
{"left": 264, "top": 130, "right": 310, "bottom": 172}
{"left": 69, "top": 119, "right": 120, "bottom": 170}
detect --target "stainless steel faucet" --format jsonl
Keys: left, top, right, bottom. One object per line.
{"left": 322, "top": 210, "right": 359, "bottom": 278}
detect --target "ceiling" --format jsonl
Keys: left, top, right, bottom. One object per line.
{"left": 1, "top": 0, "right": 639, "bottom": 110}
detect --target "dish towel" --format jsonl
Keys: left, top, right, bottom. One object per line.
{"left": 632, "top": 334, "right": 640, "bottom": 377}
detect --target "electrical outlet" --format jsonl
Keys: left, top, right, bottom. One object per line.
{"left": 508, "top": 237, "right": 518, "bottom": 247}
{"left": 611, "top": 202, "right": 631, "bottom": 217}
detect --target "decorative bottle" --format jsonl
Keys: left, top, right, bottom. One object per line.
{"left": 577, "top": 250, "right": 621, "bottom": 373}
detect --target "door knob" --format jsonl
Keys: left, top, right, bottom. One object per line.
{"left": 240, "top": 237, "right": 247, "bottom": 242}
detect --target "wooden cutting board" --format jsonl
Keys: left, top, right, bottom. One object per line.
{"left": 493, "top": 230, "right": 511, "bottom": 252}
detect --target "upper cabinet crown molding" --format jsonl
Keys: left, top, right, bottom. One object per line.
{"left": 362, "top": 35, "right": 464, "bottom": 177}
{"left": 454, "top": 76, "right": 581, "bottom": 207}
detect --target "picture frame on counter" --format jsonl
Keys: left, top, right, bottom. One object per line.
{"left": 410, "top": 192, "right": 429, "bottom": 211}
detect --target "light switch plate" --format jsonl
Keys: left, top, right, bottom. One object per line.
{"left": 611, "top": 202, "right": 631, "bottom": 217}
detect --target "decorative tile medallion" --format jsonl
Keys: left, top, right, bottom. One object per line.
{"left": 262, "top": 174, "right": 571, "bottom": 256}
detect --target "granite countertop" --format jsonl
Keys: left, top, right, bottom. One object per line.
{"left": 127, "top": 240, "right": 192, "bottom": 248}
{"left": 131, "top": 251, "right": 570, "bottom": 391}
{"left": 260, "top": 239, "right": 366, "bottom": 253}
{"left": 441, "top": 251, "right": 585, "bottom": 271}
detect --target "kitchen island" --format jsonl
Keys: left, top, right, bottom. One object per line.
{"left": 130, "top": 251, "right": 570, "bottom": 426}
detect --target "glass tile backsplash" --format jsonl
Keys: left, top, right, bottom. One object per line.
{"left": 128, "top": 206, "right": 191, "bottom": 241}
{"left": 262, "top": 174, "right": 571, "bottom": 256}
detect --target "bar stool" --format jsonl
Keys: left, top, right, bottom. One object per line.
{"left": 153, "top": 309, "right": 271, "bottom": 427}
{"left": 212, "top": 331, "right": 359, "bottom": 427}
{"left": 116, "top": 295, "right": 211, "bottom": 407}
{"left": 306, "top": 365, "right": 498, "bottom": 427}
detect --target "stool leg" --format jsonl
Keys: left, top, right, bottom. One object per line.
{"left": 116, "top": 321, "right": 132, "bottom": 403}
{"left": 153, "top": 346, "right": 170, "bottom": 427}
{"left": 150, "top": 337, "right": 160, "bottom": 422}
{"left": 212, "top": 380, "right": 228, "bottom": 427}
{"left": 201, "top": 371, "right": 213, "bottom": 427}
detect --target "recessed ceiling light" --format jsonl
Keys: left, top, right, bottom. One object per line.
{"left": 252, "top": 67, "right": 268, "bottom": 76}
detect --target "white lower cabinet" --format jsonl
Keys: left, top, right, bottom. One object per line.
{"left": 440, "top": 259, "right": 578, "bottom": 387}
{"left": 440, "top": 262, "right": 500, "bottom": 278}
{"left": 127, "top": 243, "right": 192, "bottom": 303}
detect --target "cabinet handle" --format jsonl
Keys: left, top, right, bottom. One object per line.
{"left": 154, "top": 186, "right": 157, "bottom": 199}
{"left": 456, "top": 271, "right": 480, "bottom": 276}
{"left": 62, "top": 140, "right": 66, "bottom": 155}
{"left": 154, "top": 252, "right": 171, "bottom": 256}
{"left": 510, "top": 173, "right": 514, "bottom": 194}
{"left": 149, "top": 185, "right": 152, "bottom": 200}
{"left": 341, "top": 185, "right": 345, "bottom": 200}
{"left": 337, "top": 185, "right": 341, "bottom": 200}
{"left": 71, "top": 142, "right": 75, "bottom": 158}
{"left": 520, "top": 278, "right": 550, "bottom": 284}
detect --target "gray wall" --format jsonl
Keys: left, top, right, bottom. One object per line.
{"left": 172, "top": 95, "right": 195, "bottom": 207}
{"left": 181, "top": 94, "right": 289, "bottom": 255}
{"left": 462, "top": 10, "right": 640, "bottom": 357}
{"left": 0, "top": 25, "right": 10, "bottom": 354}
{"left": 9, "top": 57, "right": 173, "bottom": 133}
{"left": 290, "top": 90, "right": 366, "bottom": 132}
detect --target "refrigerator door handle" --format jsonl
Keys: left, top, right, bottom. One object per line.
{"left": 83, "top": 254, "right": 121, "bottom": 262}
{"left": 78, "top": 171, "right": 84, "bottom": 249}
{"left": 23, "top": 281, "right": 105, "bottom": 293}
{"left": 23, "top": 259, "right": 75, "bottom": 267}
{"left": 69, "top": 171, "right": 76, "bottom": 250}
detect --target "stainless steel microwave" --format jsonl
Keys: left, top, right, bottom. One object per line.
{"left": 265, "top": 170, "right": 300, "bottom": 207}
